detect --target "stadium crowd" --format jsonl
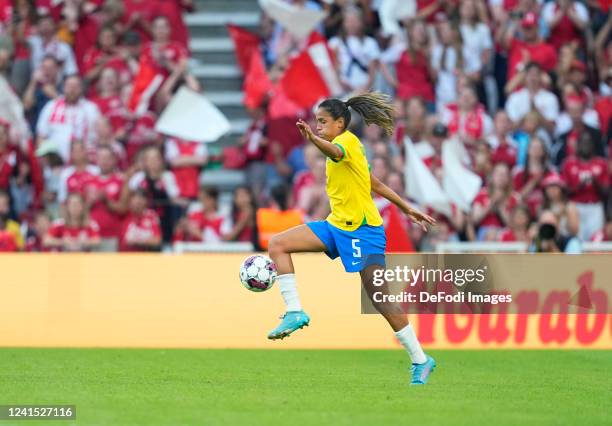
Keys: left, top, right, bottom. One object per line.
{"left": 0, "top": 0, "right": 610, "bottom": 253}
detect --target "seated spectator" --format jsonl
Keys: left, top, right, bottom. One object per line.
{"left": 488, "top": 111, "right": 517, "bottom": 168}
{"left": 541, "top": 0, "right": 589, "bottom": 52}
{"left": 25, "top": 210, "right": 52, "bottom": 252}
{"left": 57, "top": 141, "right": 99, "bottom": 205}
{"left": 86, "top": 147, "right": 125, "bottom": 251}
{"left": 529, "top": 209, "right": 581, "bottom": 253}
{"left": 473, "top": 141, "right": 493, "bottom": 182}
{"left": 91, "top": 68, "right": 131, "bottom": 142}
{"left": 257, "top": 183, "right": 304, "bottom": 250}
{"left": 472, "top": 163, "right": 519, "bottom": 240}
{"left": 0, "top": 215, "right": 18, "bottom": 251}
{"left": 513, "top": 110, "right": 552, "bottom": 168}
{"left": 153, "top": 0, "right": 194, "bottom": 50}
{"left": 22, "top": 55, "right": 61, "bottom": 131}
{"left": 36, "top": 75, "right": 100, "bottom": 162}
{"left": 125, "top": 111, "right": 159, "bottom": 163}
{"left": 553, "top": 95, "right": 604, "bottom": 166}
{"left": 498, "top": 204, "right": 531, "bottom": 242}
{"left": 119, "top": 189, "right": 162, "bottom": 252}
{"left": 512, "top": 137, "right": 555, "bottom": 216}
{"left": 505, "top": 62, "right": 559, "bottom": 129}
{"left": 164, "top": 137, "right": 208, "bottom": 200}
{"left": 29, "top": 13, "right": 78, "bottom": 79}
{"left": 0, "top": 189, "right": 23, "bottom": 249}
{"left": 222, "top": 185, "right": 258, "bottom": 246}
{"left": 441, "top": 85, "right": 493, "bottom": 148}
{"left": 43, "top": 193, "right": 100, "bottom": 251}
{"left": 174, "top": 186, "right": 225, "bottom": 243}
{"left": 83, "top": 25, "right": 132, "bottom": 93}
{"left": 328, "top": 5, "right": 380, "bottom": 94}
{"left": 35, "top": 145, "right": 64, "bottom": 218}
{"left": 560, "top": 133, "right": 609, "bottom": 241}
{"left": 541, "top": 173, "right": 580, "bottom": 238}
{"left": 555, "top": 85, "right": 600, "bottom": 138}
{"left": 127, "top": 146, "right": 182, "bottom": 243}
{"left": 381, "top": 19, "right": 435, "bottom": 108}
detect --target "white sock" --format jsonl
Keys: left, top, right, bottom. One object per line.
{"left": 395, "top": 323, "right": 427, "bottom": 364}
{"left": 277, "top": 273, "right": 302, "bottom": 312}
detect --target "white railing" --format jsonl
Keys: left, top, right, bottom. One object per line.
{"left": 435, "top": 241, "right": 612, "bottom": 253}
{"left": 172, "top": 241, "right": 254, "bottom": 253}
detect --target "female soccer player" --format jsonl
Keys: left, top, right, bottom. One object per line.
{"left": 267, "top": 93, "right": 438, "bottom": 385}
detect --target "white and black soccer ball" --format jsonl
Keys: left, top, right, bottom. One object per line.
{"left": 239, "top": 255, "right": 277, "bottom": 292}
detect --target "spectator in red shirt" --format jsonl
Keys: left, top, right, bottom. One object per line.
{"left": 86, "top": 146, "right": 125, "bottom": 251}
{"left": 120, "top": 189, "right": 162, "bottom": 251}
{"left": 153, "top": 0, "right": 194, "bottom": 51}
{"left": 119, "top": 0, "right": 155, "bottom": 43}
{"left": 43, "top": 192, "right": 101, "bottom": 251}
{"left": 541, "top": 0, "right": 589, "bottom": 51}
{"left": 561, "top": 133, "right": 609, "bottom": 241}
{"left": 57, "top": 141, "right": 99, "bottom": 204}
{"left": 498, "top": 204, "right": 531, "bottom": 242}
{"left": 90, "top": 117, "right": 127, "bottom": 170}
{"left": 488, "top": 111, "right": 518, "bottom": 168}
{"left": 441, "top": 84, "right": 494, "bottom": 148}
{"left": 164, "top": 137, "right": 207, "bottom": 200}
{"left": 541, "top": 172, "right": 580, "bottom": 237}
{"left": 512, "top": 137, "right": 555, "bottom": 216}
{"left": 174, "top": 186, "right": 225, "bottom": 243}
{"left": 472, "top": 162, "right": 520, "bottom": 240}
{"left": 83, "top": 26, "right": 132, "bottom": 94}
{"left": 502, "top": 12, "right": 557, "bottom": 80}
{"left": 222, "top": 185, "right": 258, "bottom": 247}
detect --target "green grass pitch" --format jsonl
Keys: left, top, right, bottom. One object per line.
{"left": 0, "top": 349, "right": 610, "bottom": 426}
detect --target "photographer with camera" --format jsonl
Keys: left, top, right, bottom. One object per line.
{"left": 530, "top": 210, "right": 581, "bottom": 253}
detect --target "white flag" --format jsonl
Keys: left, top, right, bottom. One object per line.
{"left": 155, "top": 86, "right": 231, "bottom": 143}
{"left": 379, "top": 0, "right": 416, "bottom": 36}
{"left": 442, "top": 138, "right": 482, "bottom": 212}
{"left": 404, "top": 138, "right": 452, "bottom": 217}
{"left": 259, "top": 0, "right": 326, "bottom": 39}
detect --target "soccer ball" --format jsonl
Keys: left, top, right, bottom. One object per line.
{"left": 239, "top": 255, "right": 277, "bottom": 292}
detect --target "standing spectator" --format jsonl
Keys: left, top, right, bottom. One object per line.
{"left": 488, "top": 111, "right": 518, "bottom": 168}
{"left": 222, "top": 185, "right": 258, "bottom": 246}
{"left": 498, "top": 204, "right": 531, "bottom": 242}
{"left": 555, "top": 85, "right": 600, "bottom": 137}
{"left": 512, "top": 137, "right": 555, "bottom": 217}
{"left": 382, "top": 19, "right": 435, "bottom": 108}
{"left": 43, "top": 192, "right": 100, "bottom": 251}
{"left": 560, "top": 133, "right": 609, "bottom": 241}
{"left": 119, "top": 0, "right": 155, "bottom": 43}
{"left": 328, "top": 5, "right": 380, "bottom": 94}
{"left": 459, "top": 0, "right": 493, "bottom": 95}
{"left": 0, "top": 189, "right": 23, "bottom": 248}
{"left": 36, "top": 75, "right": 100, "bottom": 162}
{"left": 127, "top": 146, "right": 182, "bottom": 243}
{"left": 164, "top": 137, "right": 207, "bottom": 200}
{"left": 541, "top": 172, "right": 580, "bottom": 237}
{"left": 57, "top": 141, "right": 99, "bottom": 204}
{"left": 541, "top": 0, "right": 589, "bottom": 51}
{"left": 28, "top": 13, "right": 78, "bottom": 78}
{"left": 6, "top": 0, "right": 38, "bottom": 95}
{"left": 505, "top": 62, "right": 559, "bottom": 128}
{"left": 430, "top": 16, "right": 463, "bottom": 111}
{"left": 472, "top": 162, "right": 519, "bottom": 240}
{"left": 153, "top": 0, "right": 194, "bottom": 51}
{"left": 441, "top": 85, "right": 494, "bottom": 147}
{"left": 22, "top": 55, "right": 60, "bottom": 131}
{"left": 119, "top": 189, "right": 162, "bottom": 251}
{"left": 553, "top": 95, "right": 604, "bottom": 166}
{"left": 502, "top": 12, "right": 557, "bottom": 80}
{"left": 87, "top": 146, "right": 124, "bottom": 251}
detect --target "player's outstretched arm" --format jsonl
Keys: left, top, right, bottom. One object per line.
{"left": 370, "top": 173, "right": 436, "bottom": 231}
{"left": 296, "top": 119, "right": 344, "bottom": 161}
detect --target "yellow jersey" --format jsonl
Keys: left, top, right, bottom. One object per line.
{"left": 325, "top": 130, "right": 383, "bottom": 231}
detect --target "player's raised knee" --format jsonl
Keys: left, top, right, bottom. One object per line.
{"left": 267, "top": 234, "right": 286, "bottom": 258}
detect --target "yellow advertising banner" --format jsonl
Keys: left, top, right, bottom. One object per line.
{"left": 0, "top": 254, "right": 610, "bottom": 349}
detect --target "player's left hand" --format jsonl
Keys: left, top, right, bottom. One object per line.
{"left": 404, "top": 207, "right": 436, "bottom": 232}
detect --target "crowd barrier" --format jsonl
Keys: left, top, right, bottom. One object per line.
{"left": 0, "top": 254, "right": 610, "bottom": 349}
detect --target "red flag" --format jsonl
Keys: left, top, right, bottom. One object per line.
{"left": 280, "top": 41, "right": 341, "bottom": 109}
{"left": 128, "top": 58, "right": 164, "bottom": 114}
{"left": 227, "top": 24, "right": 261, "bottom": 75}
{"left": 243, "top": 49, "right": 273, "bottom": 109}
{"left": 267, "top": 85, "right": 305, "bottom": 119}
{"left": 384, "top": 204, "right": 415, "bottom": 253}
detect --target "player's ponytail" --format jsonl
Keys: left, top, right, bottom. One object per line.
{"left": 318, "top": 92, "right": 395, "bottom": 136}
{"left": 344, "top": 92, "right": 395, "bottom": 136}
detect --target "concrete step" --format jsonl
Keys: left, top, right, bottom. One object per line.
{"left": 194, "top": 0, "right": 260, "bottom": 12}
{"left": 192, "top": 64, "right": 242, "bottom": 91}
{"left": 207, "top": 91, "right": 247, "bottom": 119}
{"left": 185, "top": 12, "right": 259, "bottom": 27}
{"left": 189, "top": 23, "right": 257, "bottom": 39}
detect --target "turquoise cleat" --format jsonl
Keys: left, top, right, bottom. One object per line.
{"left": 410, "top": 355, "right": 436, "bottom": 385}
{"left": 267, "top": 311, "right": 310, "bottom": 340}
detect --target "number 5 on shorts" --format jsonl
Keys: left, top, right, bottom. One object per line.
{"left": 351, "top": 239, "right": 361, "bottom": 258}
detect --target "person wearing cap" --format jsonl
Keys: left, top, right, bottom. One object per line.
{"left": 541, "top": 172, "right": 580, "bottom": 238}
{"left": 541, "top": 0, "right": 589, "bottom": 51}
{"left": 502, "top": 11, "right": 557, "bottom": 81}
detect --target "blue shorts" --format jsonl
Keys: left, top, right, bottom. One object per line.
{"left": 307, "top": 221, "right": 386, "bottom": 273}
